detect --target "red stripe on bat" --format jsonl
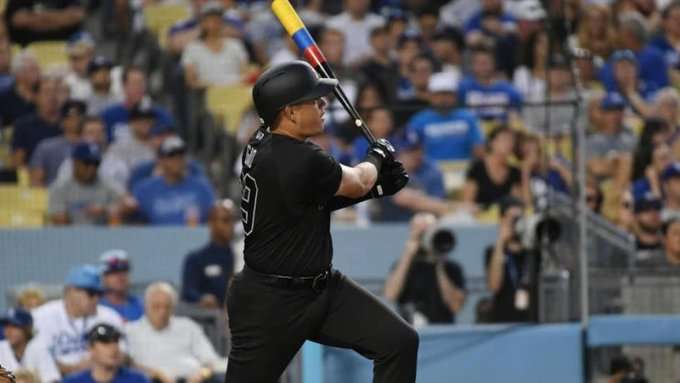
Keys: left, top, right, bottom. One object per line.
{"left": 303, "top": 45, "right": 327, "bottom": 68}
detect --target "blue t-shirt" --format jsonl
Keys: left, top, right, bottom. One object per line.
{"left": 63, "top": 367, "right": 150, "bottom": 383}
{"left": 406, "top": 108, "right": 483, "bottom": 161}
{"left": 463, "top": 11, "right": 517, "bottom": 36}
{"left": 599, "top": 46, "right": 669, "bottom": 96}
{"left": 99, "top": 295, "right": 144, "bottom": 322}
{"left": 132, "top": 175, "right": 215, "bottom": 225}
{"left": 457, "top": 76, "right": 523, "bottom": 121}
{"left": 181, "top": 242, "right": 234, "bottom": 305}
{"left": 379, "top": 159, "right": 446, "bottom": 222}
{"left": 128, "top": 159, "right": 205, "bottom": 191}
{"left": 100, "top": 103, "right": 174, "bottom": 143}
{"left": 11, "top": 114, "right": 61, "bottom": 161}
{"left": 0, "top": 84, "right": 35, "bottom": 127}
{"left": 649, "top": 35, "right": 680, "bottom": 69}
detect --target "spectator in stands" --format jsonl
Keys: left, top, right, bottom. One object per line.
{"left": 32, "top": 265, "right": 123, "bottom": 376}
{"left": 126, "top": 283, "right": 225, "bottom": 383}
{"left": 394, "top": 54, "right": 434, "bottom": 125}
{"left": 517, "top": 133, "right": 571, "bottom": 210}
{"left": 407, "top": 71, "right": 484, "bottom": 161}
{"left": 62, "top": 324, "right": 149, "bottom": 383}
{"left": 379, "top": 133, "right": 452, "bottom": 221}
{"left": 99, "top": 250, "right": 144, "bottom": 322}
{"left": 662, "top": 218, "right": 680, "bottom": 265}
{"left": 128, "top": 136, "right": 215, "bottom": 225}
{"left": 86, "top": 56, "right": 118, "bottom": 117}
{"left": 16, "top": 286, "right": 45, "bottom": 311}
{"left": 574, "top": 4, "right": 616, "bottom": 59}
{"left": 462, "top": 126, "right": 522, "bottom": 211}
{"left": 384, "top": 213, "right": 466, "bottom": 325}
{"left": 463, "top": 0, "right": 519, "bottom": 77}
{"left": 633, "top": 193, "right": 664, "bottom": 259}
{"left": 609, "top": 50, "right": 658, "bottom": 117}
{"left": 0, "top": 308, "right": 60, "bottom": 383}
{"left": 101, "top": 66, "right": 173, "bottom": 143}
{"left": 181, "top": 199, "right": 235, "bottom": 308}
{"left": 351, "top": 106, "right": 395, "bottom": 164}
{"left": 326, "top": 0, "right": 385, "bottom": 67}
{"left": 586, "top": 93, "right": 636, "bottom": 182}
{"left": 128, "top": 148, "right": 206, "bottom": 192}
{"left": 54, "top": 117, "right": 110, "bottom": 187}
{"left": 631, "top": 141, "right": 672, "bottom": 201}
{"left": 430, "top": 28, "right": 464, "bottom": 82}
{"left": 48, "top": 142, "right": 122, "bottom": 225}
{"left": 102, "top": 103, "right": 158, "bottom": 193}
{"left": 661, "top": 162, "right": 680, "bottom": 220}
{"left": 485, "top": 197, "right": 532, "bottom": 322}
{"left": 457, "top": 43, "right": 523, "bottom": 125}
{"left": 652, "top": 1, "right": 680, "bottom": 75}
{"left": 0, "top": 43, "right": 14, "bottom": 92}
{"left": 616, "top": 190, "right": 634, "bottom": 232}
{"left": 0, "top": 51, "right": 39, "bottom": 128}
{"left": 652, "top": 88, "right": 680, "bottom": 134}
{"left": 599, "top": 13, "right": 669, "bottom": 98}
{"left": 4, "top": 0, "right": 85, "bottom": 46}
{"left": 513, "top": 30, "right": 548, "bottom": 101}
{"left": 64, "top": 32, "right": 96, "bottom": 101}
{"left": 359, "top": 26, "right": 399, "bottom": 104}
{"left": 182, "top": 1, "right": 248, "bottom": 88}
{"left": 11, "top": 76, "right": 63, "bottom": 168}
{"left": 587, "top": 177, "right": 605, "bottom": 216}
{"left": 30, "top": 100, "right": 87, "bottom": 186}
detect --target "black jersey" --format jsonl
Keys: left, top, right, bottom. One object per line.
{"left": 239, "top": 129, "right": 343, "bottom": 276}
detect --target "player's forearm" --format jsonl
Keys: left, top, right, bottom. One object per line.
{"left": 356, "top": 162, "right": 378, "bottom": 191}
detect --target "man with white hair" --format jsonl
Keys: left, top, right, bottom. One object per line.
{"left": 0, "top": 50, "right": 40, "bottom": 127}
{"left": 125, "top": 283, "right": 225, "bottom": 383}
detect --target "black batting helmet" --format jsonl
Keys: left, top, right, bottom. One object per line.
{"left": 252, "top": 60, "right": 338, "bottom": 127}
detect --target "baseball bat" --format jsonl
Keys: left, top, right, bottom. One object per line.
{"left": 271, "top": 0, "right": 377, "bottom": 144}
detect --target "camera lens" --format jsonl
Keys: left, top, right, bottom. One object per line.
{"left": 431, "top": 229, "right": 456, "bottom": 254}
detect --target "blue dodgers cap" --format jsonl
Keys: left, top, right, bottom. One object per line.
{"left": 72, "top": 142, "right": 102, "bottom": 163}
{"left": 67, "top": 31, "right": 95, "bottom": 55}
{"left": 0, "top": 308, "right": 33, "bottom": 328}
{"left": 601, "top": 92, "right": 626, "bottom": 110}
{"left": 99, "top": 249, "right": 130, "bottom": 274}
{"left": 611, "top": 49, "right": 637, "bottom": 64}
{"left": 634, "top": 193, "right": 662, "bottom": 213}
{"left": 87, "top": 55, "right": 113, "bottom": 75}
{"left": 662, "top": 162, "right": 680, "bottom": 181}
{"left": 65, "top": 265, "right": 104, "bottom": 293}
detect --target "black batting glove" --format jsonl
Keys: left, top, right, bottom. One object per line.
{"left": 364, "top": 138, "right": 396, "bottom": 172}
{"left": 372, "top": 159, "right": 409, "bottom": 197}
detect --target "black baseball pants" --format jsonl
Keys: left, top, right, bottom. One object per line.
{"left": 225, "top": 268, "right": 419, "bottom": 383}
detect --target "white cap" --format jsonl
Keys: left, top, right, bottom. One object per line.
{"left": 511, "top": 0, "right": 546, "bottom": 21}
{"left": 428, "top": 71, "right": 458, "bottom": 94}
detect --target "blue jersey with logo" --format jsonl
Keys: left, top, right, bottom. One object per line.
{"left": 132, "top": 175, "right": 216, "bottom": 225}
{"left": 599, "top": 46, "right": 669, "bottom": 97}
{"left": 649, "top": 35, "right": 680, "bottom": 69}
{"left": 63, "top": 368, "right": 150, "bottom": 383}
{"left": 99, "top": 295, "right": 144, "bottom": 322}
{"left": 100, "top": 103, "right": 174, "bottom": 143}
{"left": 457, "top": 76, "right": 523, "bottom": 121}
{"left": 406, "top": 108, "right": 484, "bottom": 161}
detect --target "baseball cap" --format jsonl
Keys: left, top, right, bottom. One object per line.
{"left": 512, "top": 0, "right": 547, "bottom": 21}
{"left": 601, "top": 92, "right": 626, "bottom": 110}
{"left": 129, "top": 103, "right": 156, "bottom": 121}
{"left": 87, "top": 55, "right": 113, "bottom": 75}
{"left": 65, "top": 265, "right": 104, "bottom": 293}
{"left": 67, "top": 31, "right": 95, "bottom": 56}
{"left": 0, "top": 308, "right": 33, "bottom": 328}
{"left": 611, "top": 49, "right": 637, "bottom": 64}
{"left": 428, "top": 71, "right": 458, "bottom": 93}
{"left": 158, "top": 136, "right": 187, "bottom": 157}
{"left": 634, "top": 193, "right": 662, "bottom": 213}
{"left": 662, "top": 162, "right": 680, "bottom": 181}
{"left": 61, "top": 99, "right": 87, "bottom": 118}
{"left": 99, "top": 249, "right": 130, "bottom": 274}
{"left": 86, "top": 323, "right": 122, "bottom": 344}
{"left": 395, "top": 131, "right": 422, "bottom": 152}
{"left": 200, "top": 1, "right": 224, "bottom": 18}
{"left": 72, "top": 142, "right": 102, "bottom": 164}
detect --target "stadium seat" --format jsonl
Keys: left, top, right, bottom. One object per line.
{"left": 0, "top": 186, "right": 48, "bottom": 212}
{"left": 0, "top": 209, "right": 44, "bottom": 227}
{"left": 143, "top": 3, "right": 191, "bottom": 48}
{"left": 205, "top": 85, "right": 253, "bottom": 134}
{"left": 25, "top": 41, "right": 69, "bottom": 71}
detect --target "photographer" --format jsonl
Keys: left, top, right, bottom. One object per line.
{"left": 384, "top": 213, "right": 466, "bottom": 325}
{"left": 485, "top": 197, "right": 532, "bottom": 323}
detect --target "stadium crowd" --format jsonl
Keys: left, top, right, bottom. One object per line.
{"left": 1, "top": 0, "right": 680, "bottom": 380}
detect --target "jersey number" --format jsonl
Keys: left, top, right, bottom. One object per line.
{"left": 241, "top": 173, "right": 258, "bottom": 236}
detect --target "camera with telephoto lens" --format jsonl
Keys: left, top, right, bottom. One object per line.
{"left": 513, "top": 213, "right": 562, "bottom": 249}
{"left": 420, "top": 225, "right": 457, "bottom": 256}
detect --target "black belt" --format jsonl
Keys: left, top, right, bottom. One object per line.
{"left": 243, "top": 264, "right": 331, "bottom": 293}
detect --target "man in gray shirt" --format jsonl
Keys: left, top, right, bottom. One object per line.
{"left": 49, "top": 142, "right": 121, "bottom": 225}
{"left": 29, "top": 100, "right": 87, "bottom": 186}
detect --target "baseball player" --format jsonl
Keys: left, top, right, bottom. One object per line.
{"left": 226, "top": 60, "right": 418, "bottom": 382}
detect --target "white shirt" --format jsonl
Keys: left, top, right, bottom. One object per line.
{"left": 64, "top": 72, "right": 93, "bottom": 101}
{"left": 181, "top": 38, "right": 248, "bottom": 86}
{"left": 326, "top": 12, "right": 385, "bottom": 66}
{"left": 31, "top": 300, "right": 124, "bottom": 365}
{"left": 0, "top": 339, "right": 61, "bottom": 382}
{"left": 125, "top": 317, "right": 224, "bottom": 379}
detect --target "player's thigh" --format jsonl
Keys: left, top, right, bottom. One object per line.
{"left": 310, "top": 272, "right": 418, "bottom": 359}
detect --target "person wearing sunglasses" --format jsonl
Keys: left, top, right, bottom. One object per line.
{"left": 31, "top": 265, "right": 124, "bottom": 377}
